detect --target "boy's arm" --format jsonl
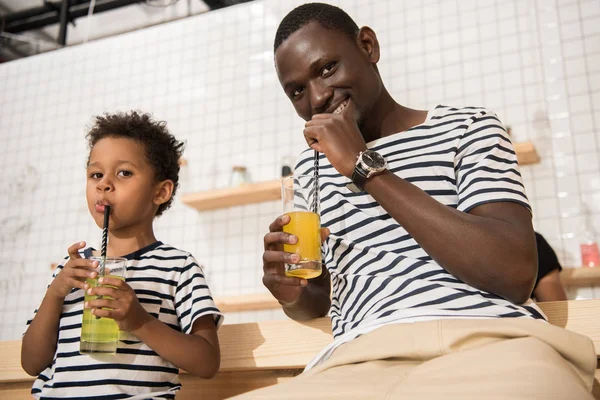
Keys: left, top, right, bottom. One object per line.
{"left": 22, "top": 242, "right": 97, "bottom": 376}
{"left": 87, "top": 256, "right": 222, "bottom": 378}
{"left": 132, "top": 314, "right": 220, "bottom": 378}
{"left": 87, "top": 278, "right": 220, "bottom": 378}
{"left": 21, "top": 291, "right": 64, "bottom": 376}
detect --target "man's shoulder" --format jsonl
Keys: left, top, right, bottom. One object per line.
{"left": 429, "top": 104, "right": 491, "bottom": 121}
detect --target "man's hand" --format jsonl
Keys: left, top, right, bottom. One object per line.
{"left": 263, "top": 214, "right": 330, "bottom": 305}
{"left": 85, "top": 278, "right": 152, "bottom": 333}
{"left": 303, "top": 99, "right": 367, "bottom": 177}
{"left": 48, "top": 241, "right": 98, "bottom": 299}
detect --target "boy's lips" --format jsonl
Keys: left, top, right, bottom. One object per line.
{"left": 95, "top": 202, "right": 111, "bottom": 213}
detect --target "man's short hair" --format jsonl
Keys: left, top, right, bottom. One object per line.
{"left": 274, "top": 3, "right": 359, "bottom": 52}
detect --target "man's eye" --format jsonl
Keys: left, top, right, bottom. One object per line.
{"left": 90, "top": 172, "right": 102, "bottom": 179}
{"left": 118, "top": 170, "right": 133, "bottom": 177}
{"left": 321, "top": 62, "right": 337, "bottom": 77}
{"left": 292, "top": 87, "right": 304, "bottom": 98}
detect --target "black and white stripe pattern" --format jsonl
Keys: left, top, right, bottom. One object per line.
{"left": 295, "top": 105, "right": 543, "bottom": 341}
{"left": 26, "top": 241, "right": 222, "bottom": 399}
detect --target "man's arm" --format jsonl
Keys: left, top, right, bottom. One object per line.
{"left": 305, "top": 106, "right": 536, "bottom": 304}
{"left": 263, "top": 216, "right": 331, "bottom": 320}
{"left": 364, "top": 172, "right": 537, "bottom": 304}
{"left": 281, "top": 265, "right": 331, "bottom": 320}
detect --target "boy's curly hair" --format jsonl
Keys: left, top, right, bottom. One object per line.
{"left": 86, "top": 111, "right": 184, "bottom": 216}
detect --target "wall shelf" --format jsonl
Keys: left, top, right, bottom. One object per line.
{"left": 212, "top": 267, "right": 600, "bottom": 313}
{"left": 514, "top": 141, "right": 540, "bottom": 166}
{"left": 561, "top": 266, "right": 600, "bottom": 287}
{"left": 180, "top": 179, "right": 281, "bottom": 211}
{"left": 180, "top": 142, "right": 539, "bottom": 212}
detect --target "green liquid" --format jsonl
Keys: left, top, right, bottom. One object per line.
{"left": 80, "top": 275, "right": 124, "bottom": 354}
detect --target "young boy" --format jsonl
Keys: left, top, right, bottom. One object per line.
{"left": 21, "top": 111, "right": 222, "bottom": 399}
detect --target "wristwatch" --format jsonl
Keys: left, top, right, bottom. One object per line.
{"left": 349, "top": 150, "right": 388, "bottom": 192}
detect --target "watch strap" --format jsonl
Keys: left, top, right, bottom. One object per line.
{"left": 351, "top": 159, "right": 369, "bottom": 191}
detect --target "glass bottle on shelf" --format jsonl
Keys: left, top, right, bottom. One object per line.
{"left": 580, "top": 204, "right": 599, "bottom": 267}
{"left": 230, "top": 166, "right": 249, "bottom": 187}
{"left": 281, "top": 155, "right": 295, "bottom": 177}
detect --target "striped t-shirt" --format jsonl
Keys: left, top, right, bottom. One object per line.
{"left": 295, "top": 105, "right": 545, "bottom": 369}
{"left": 26, "top": 241, "right": 223, "bottom": 399}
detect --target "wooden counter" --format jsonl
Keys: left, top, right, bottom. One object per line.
{"left": 3, "top": 300, "right": 599, "bottom": 399}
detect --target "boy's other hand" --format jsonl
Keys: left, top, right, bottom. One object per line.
{"left": 85, "top": 278, "right": 152, "bottom": 333}
{"left": 48, "top": 241, "right": 98, "bottom": 299}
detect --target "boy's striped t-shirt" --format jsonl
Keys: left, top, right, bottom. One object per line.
{"left": 294, "top": 105, "right": 546, "bottom": 369}
{"left": 26, "top": 241, "right": 223, "bottom": 399}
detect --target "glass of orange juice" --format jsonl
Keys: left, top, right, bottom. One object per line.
{"left": 281, "top": 175, "right": 322, "bottom": 279}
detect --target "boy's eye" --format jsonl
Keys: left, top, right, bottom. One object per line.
{"left": 118, "top": 170, "right": 133, "bottom": 177}
{"left": 90, "top": 172, "right": 102, "bottom": 179}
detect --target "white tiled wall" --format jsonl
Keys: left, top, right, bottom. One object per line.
{"left": 0, "top": 0, "right": 599, "bottom": 340}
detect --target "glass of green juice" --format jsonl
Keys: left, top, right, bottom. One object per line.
{"left": 80, "top": 256, "right": 127, "bottom": 355}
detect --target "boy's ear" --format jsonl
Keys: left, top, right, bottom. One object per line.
{"left": 154, "top": 179, "right": 174, "bottom": 207}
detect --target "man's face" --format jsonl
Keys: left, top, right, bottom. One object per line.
{"left": 275, "top": 22, "right": 381, "bottom": 126}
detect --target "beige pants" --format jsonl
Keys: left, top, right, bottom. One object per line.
{"left": 232, "top": 318, "right": 597, "bottom": 399}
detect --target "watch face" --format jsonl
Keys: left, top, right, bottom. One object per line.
{"left": 362, "top": 150, "right": 386, "bottom": 169}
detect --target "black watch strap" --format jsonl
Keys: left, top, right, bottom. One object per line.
{"left": 351, "top": 164, "right": 369, "bottom": 191}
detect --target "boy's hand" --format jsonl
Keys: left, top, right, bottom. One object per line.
{"left": 48, "top": 241, "right": 98, "bottom": 299}
{"left": 85, "top": 278, "right": 153, "bottom": 333}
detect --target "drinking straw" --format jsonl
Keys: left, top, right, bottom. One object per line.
{"left": 95, "top": 205, "right": 110, "bottom": 319}
{"left": 99, "top": 205, "right": 110, "bottom": 276}
{"left": 312, "top": 151, "right": 319, "bottom": 213}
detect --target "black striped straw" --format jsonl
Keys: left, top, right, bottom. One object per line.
{"left": 312, "top": 151, "right": 319, "bottom": 213}
{"left": 96, "top": 205, "right": 110, "bottom": 319}
{"left": 99, "top": 205, "right": 110, "bottom": 276}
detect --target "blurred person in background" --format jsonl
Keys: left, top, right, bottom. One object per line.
{"left": 533, "top": 232, "right": 567, "bottom": 302}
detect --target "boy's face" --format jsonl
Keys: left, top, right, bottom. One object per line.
{"left": 86, "top": 137, "right": 165, "bottom": 233}
{"left": 275, "top": 21, "right": 381, "bottom": 127}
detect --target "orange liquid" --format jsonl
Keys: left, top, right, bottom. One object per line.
{"left": 283, "top": 211, "right": 322, "bottom": 279}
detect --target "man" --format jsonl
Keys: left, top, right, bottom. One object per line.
{"left": 243, "top": 3, "right": 595, "bottom": 399}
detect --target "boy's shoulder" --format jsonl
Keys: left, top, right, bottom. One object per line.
{"left": 140, "top": 242, "right": 195, "bottom": 261}
{"left": 62, "top": 242, "right": 197, "bottom": 267}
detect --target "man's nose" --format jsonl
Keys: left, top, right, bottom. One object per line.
{"left": 310, "top": 82, "right": 333, "bottom": 115}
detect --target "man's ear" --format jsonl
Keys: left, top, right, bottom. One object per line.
{"left": 357, "top": 26, "right": 380, "bottom": 64}
{"left": 154, "top": 179, "right": 174, "bottom": 207}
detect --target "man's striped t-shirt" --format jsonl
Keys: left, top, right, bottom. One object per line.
{"left": 26, "top": 241, "right": 223, "bottom": 399}
{"left": 294, "top": 105, "right": 545, "bottom": 369}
